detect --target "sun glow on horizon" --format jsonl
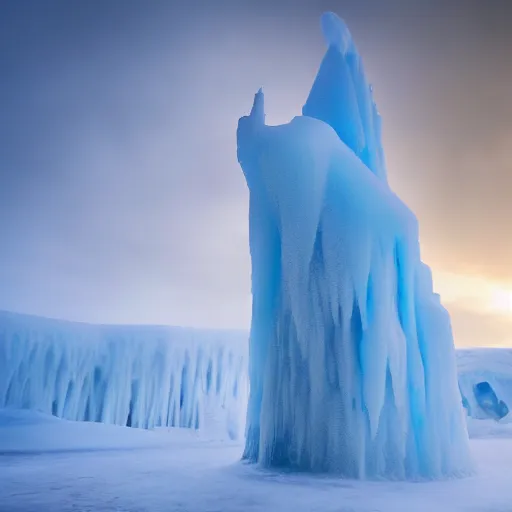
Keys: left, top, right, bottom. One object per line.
{"left": 433, "top": 270, "right": 512, "bottom": 316}
{"left": 433, "top": 271, "right": 512, "bottom": 316}
{"left": 490, "top": 288, "right": 512, "bottom": 314}
{"left": 431, "top": 270, "right": 512, "bottom": 347}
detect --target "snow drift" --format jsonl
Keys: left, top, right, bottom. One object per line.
{"left": 237, "top": 12, "right": 471, "bottom": 478}
{"left": 0, "top": 311, "right": 248, "bottom": 440}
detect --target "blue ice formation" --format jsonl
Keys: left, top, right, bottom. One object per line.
{"left": 473, "top": 382, "right": 509, "bottom": 420}
{"left": 457, "top": 349, "right": 512, "bottom": 422}
{"left": 237, "top": 12, "right": 472, "bottom": 478}
{"left": 0, "top": 311, "right": 248, "bottom": 440}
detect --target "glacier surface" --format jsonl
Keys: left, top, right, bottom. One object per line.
{"left": 237, "top": 12, "right": 471, "bottom": 478}
{"left": 0, "top": 311, "right": 248, "bottom": 440}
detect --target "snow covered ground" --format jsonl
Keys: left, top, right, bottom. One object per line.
{"left": 2, "top": 310, "right": 512, "bottom": 510}
{"left": 1, "top": 408, "right": 512, "bottom": 512}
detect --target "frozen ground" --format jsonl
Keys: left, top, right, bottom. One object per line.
{"left": 1, "top": 310, "right": 512, "bottom": 510}
{"left": 1, "top": 409, "right": 512, "bottom": 512}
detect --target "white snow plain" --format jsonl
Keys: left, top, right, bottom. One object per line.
{"left": 1, "top": 407, "right": 512, "bottom": 512}
{"left": 1, "top": 314, "right": 512, "bottom": 511}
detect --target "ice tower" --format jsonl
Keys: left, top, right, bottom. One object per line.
{"left": 237, "top": 12, "right": 472, "bottom": 479}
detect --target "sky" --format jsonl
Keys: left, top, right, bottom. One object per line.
{"left": 1, "top": 0, "right": 511, "bottom": 346}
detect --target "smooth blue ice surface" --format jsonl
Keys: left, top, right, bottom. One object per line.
{"left": 238, "top": 12, "right": 471, "bottom": 478}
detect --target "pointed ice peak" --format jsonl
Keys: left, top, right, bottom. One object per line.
{"left": 320, "top": 12, "right": 353, "bottom": 54}
{"left": 303, "top": 12, "right": 388, "bottom": 182}
{"left": 250, "top": 87, "right": 265, "bottom": 125}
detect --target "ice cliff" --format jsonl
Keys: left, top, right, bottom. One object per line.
{"left": 237, "top": 12, "right": 472, "bottom": 478}
{"left": 0, "top": 311, "right": 248, "bottom": 440}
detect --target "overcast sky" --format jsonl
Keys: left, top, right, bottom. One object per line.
{"left": 1, "top": 0, "right": 511, "bottom": 346}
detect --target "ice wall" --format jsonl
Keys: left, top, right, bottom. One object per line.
{"left": 237, "top": 13, "right": 471, "bottom": 479}
{"left": 0, "top": 311, "right": 248, "bottom": 440}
